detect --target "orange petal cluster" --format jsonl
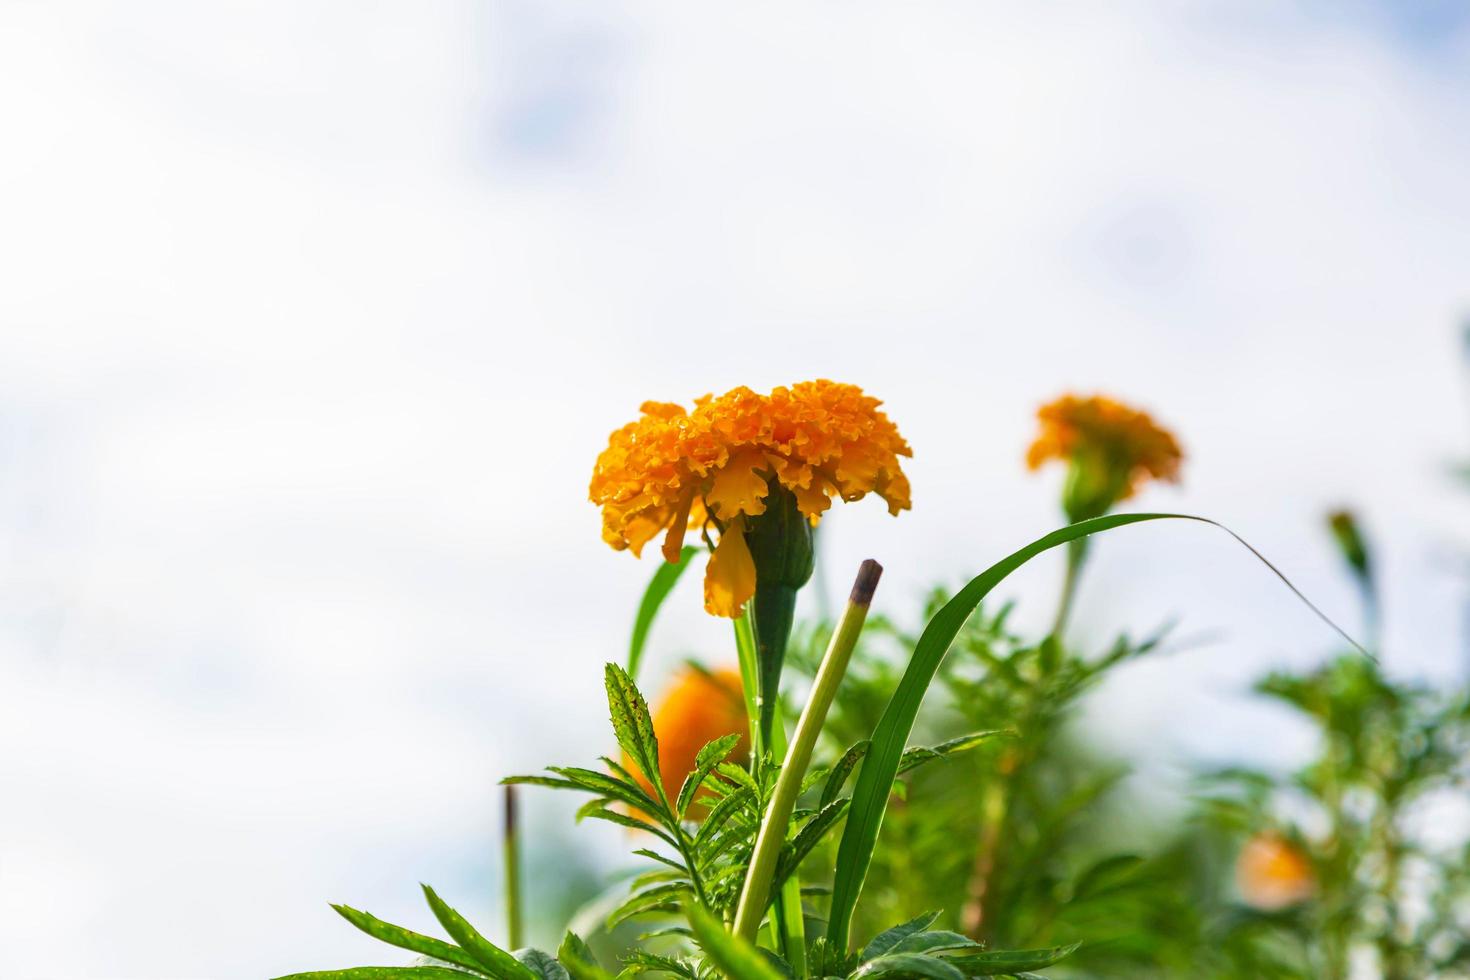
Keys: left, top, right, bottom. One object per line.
{"left": 1236, "top": 831, "right": 1315, "bottom": 910}
{"left": 1026, "top": 393, "right": 1182, "bottom": 499}
{"left": 590, "top": 381, "right": 912, "bottom": 616}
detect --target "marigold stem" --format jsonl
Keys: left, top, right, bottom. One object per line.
{"left": 732, "top": 560, "right": 882, "bottom": 944}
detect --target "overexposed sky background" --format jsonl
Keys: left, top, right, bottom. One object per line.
{"left": 2, "top": 2, "right": 1469, "bottom": 977}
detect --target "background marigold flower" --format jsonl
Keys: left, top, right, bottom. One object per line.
{"left": 625, "top": 665, "right": 749, "bottom": 816}
{"left": 1235, "top": 831, "right": 1315, "bottom": 910}
{"left": 590, "top": 380, "right": 912, "bottom": 618}
{"left": 1027, "top": 393, "right": 1182, "bottom": 523}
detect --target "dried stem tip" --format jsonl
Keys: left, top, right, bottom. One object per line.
{"left": 849, "top": 559, "right": 883, "bottom": 607}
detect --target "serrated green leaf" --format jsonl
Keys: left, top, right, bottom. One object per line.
{"left": 860, "top": 913, "right": 940, "bottom": 962}
{"left": 607, "top": 883, "right": 692, "bottom": 929}
{"left": 820, "top": 742, "right": 870, "bottom": 809}
{"left": 677, "top": 733, "right": 742, "bottom": 818}
{"left": 549, "top": 767, "right": 663, "bottom": 815}
{"left": 421, "top": 884, "right": 535, "bottom": 980}
{"left": 272, "top": 969, "right": 483, "bottom": 980}
{"left": 774, "top": 799, "right": 850, "bottom": 886}
{"left": 330, "top": 905, "right": 490, "bottom": 976}
{"left": 628, "top": 546, "right": 697, "bottom": 681}
{"left": 851, "top": 953, "right": 964, "bottom": 980}
{"left": 631, "top": 848, "right": 689, "bottom": 874}
{"left": 559, "top": 935, "right": 618, "bottom": 980}
{"left": 580, "top": 806, "right": 680, "bottom": 848}
{"left": 515, "top": 950, "right": 570, "bottom": 980}
{"left": 605, "top": 664, "right": 666, "bottom": 808}
{"left": 943, "top": 943, "right": 1080, "bottom": 974}
{"left": 620, "top": 951, "right": 702, "bottom": 980}
{"left": 694, "top": 788, "right": 754, "bottom": 850}
{"left": 887, "top": 932, "right": 977, "bottom": 956}
{"left": 684, "top": 903, "right": 785, "bottom": 980}
{"left": 895, "top": 731, "right": 1009, "bottom": 776}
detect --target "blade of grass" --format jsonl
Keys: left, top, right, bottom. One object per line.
{"left": 628, "top": 546, "right": 698, "bottom": 681}
{"left": 825, "top": 513, "right": 1366, "bottom": 951}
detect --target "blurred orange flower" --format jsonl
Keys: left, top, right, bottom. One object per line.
{"left": 1236, "top": 831, "right": 1315, "bottom": 910}
{"left": 627, "top": 665, "right": 749, "bottom": 815}
{"left": 1027, "top": 394, "right": 1182, "bottom": 520}
{"left": 590, "top": 381, "right": 911, "bottom": 617}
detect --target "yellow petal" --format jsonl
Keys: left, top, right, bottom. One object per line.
{"left": 792, "top": 481, "right": 832, "bottom": 523}
{"left": 705, "top": 449, "right": 770, "bottom": 520}
{"left": 704, "top": 518, "right": 756, "bottom": 618}
{"left": 660, "top": 489, "right": 696, "bottom": 563}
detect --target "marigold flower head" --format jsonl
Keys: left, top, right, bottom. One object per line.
{"left": 1027, "top": 394, "right": 1182, "bottom": 521}
{"left": 1236, "top": 831, "right": 1315, "bottom": 910}
{"left": 625, "top": 665, "right": 748, "bottom": 817}
{"left": 590, "top": 380, "right": 912, "bottom": 617}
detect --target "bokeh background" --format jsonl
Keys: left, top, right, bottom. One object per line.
{"left": 2, "top": 2, "right": 1468, "bottom": 977}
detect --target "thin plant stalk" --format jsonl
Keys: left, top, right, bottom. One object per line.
{"left": 1050, "top": 539, "right": 1086, "bottom": 637}
{"left": 734, "top": 610, "right": 763, "bottom": 770}
{"left": 732, "top": 560, "right": 883, "bottom": 943}
{"left": 503, "top": 784, "right": 523, "bottom": 950}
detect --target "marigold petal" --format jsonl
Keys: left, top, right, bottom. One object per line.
{"left": 704, "top": 520, "right": 756, "bottom": 618}
{"left": 705, "top": 449, "right": 770, "bottom": 520}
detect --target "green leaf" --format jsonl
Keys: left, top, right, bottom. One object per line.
{"left": 850, "top": 953, "right": 965, "bottom": 980}
{"left": 826, "top": 512, "right": 1360, "bottom": 950}
{"left": 548, "top": 767, "right": 664, "bottom": 815}
{"left": 820, "top": 742, "right": 870, "bottom": 809}
{"left": 273, "top": 970, "right": 483, "bottom": 980}
{"left": 605, "top": 664, "right": 667, "bottom": 808}
{"left": 620, "top": 951, "right": 702, "bottom": 980}
{"left": 421, "top": 884, "right": 535, "bottom": 980}
{"left": 860, "top": 913, "right": 940, "bottom": 962}
{"left": 943, "top": 944, "right": 1080, "bottom": 974}
{"left": 684, "top": 902, "right": 786, "bottom": 980}
{"left": 677, "top": 733, "right": 742, "bottom": 818}
{"left": 774, "top": 798, "right": 850, "bottom": 886}
{"left": 895, "top": 731, "right": 1010, "bottom": 775}
{"left": 886, "top": 932, "right": 978, "bottom": 956}
{"left": 515, "top": 950, "right": 570, "bottom": 980}
{"left": 1069, "top": 854, "right": 1146, "bottom": 902}
{"left": 607, "top": 883, "right": 692, "bottom": 929}
{"left": 628, "top": 545, "right": 697, "bottom": 680}
{"left": 329, "top": 905, "right": 491, "bottom": 976}
{"left": 557, "top": 932, "right": 610, "bottom": 980}
{"left": 578, "top": 805, "right": 681, "bottom": 848}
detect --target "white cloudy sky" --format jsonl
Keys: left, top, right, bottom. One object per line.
{"left": 1, "top": 2, "right": 1468, "bottom": 977}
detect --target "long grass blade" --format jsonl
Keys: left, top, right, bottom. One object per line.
{"left": 628, "top": 546, "right": 698, "bottom": 680}
{"left": 825, "top": 512, "right": 1365, "bottom": 950}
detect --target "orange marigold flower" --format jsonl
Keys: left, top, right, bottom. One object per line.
{"left": 590, "top": 380, "right": 912, "bottom": 617}
{"left": 626, "top": 665, "right": 749, "bottom": 816}
{"left": 1236, "top": 831, "right": 1315, "bottom": 910}
{"left": 1027, "top": 394, "right": 1182, "bottom": 521}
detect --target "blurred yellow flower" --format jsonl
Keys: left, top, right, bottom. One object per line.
{"left": 1236, "top": 831, "right": 1315, "bottom": 910}
{"left": 590, "top": 380, "right": 911, "bottom": 617}
{"left": 1027, "top": 394, "right": 1182, "bottom": 521}
{"left": 627, "top": 665, "right": 749, "bottom": 815}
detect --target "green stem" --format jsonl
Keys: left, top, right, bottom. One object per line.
{"left": 733, "top": 610, "right": 763, "bottom": 771}
{"left": 752, "top": 583, "right": 799, "bottom": 754}
{"left": 1050, "top": 539, "right": 1086, "bottom": 638}
{"left": 503, "top": 784, "right": 523, "bottom": 950}
{"left": 733, "top": 561, "right": 882, "bottom": 944}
